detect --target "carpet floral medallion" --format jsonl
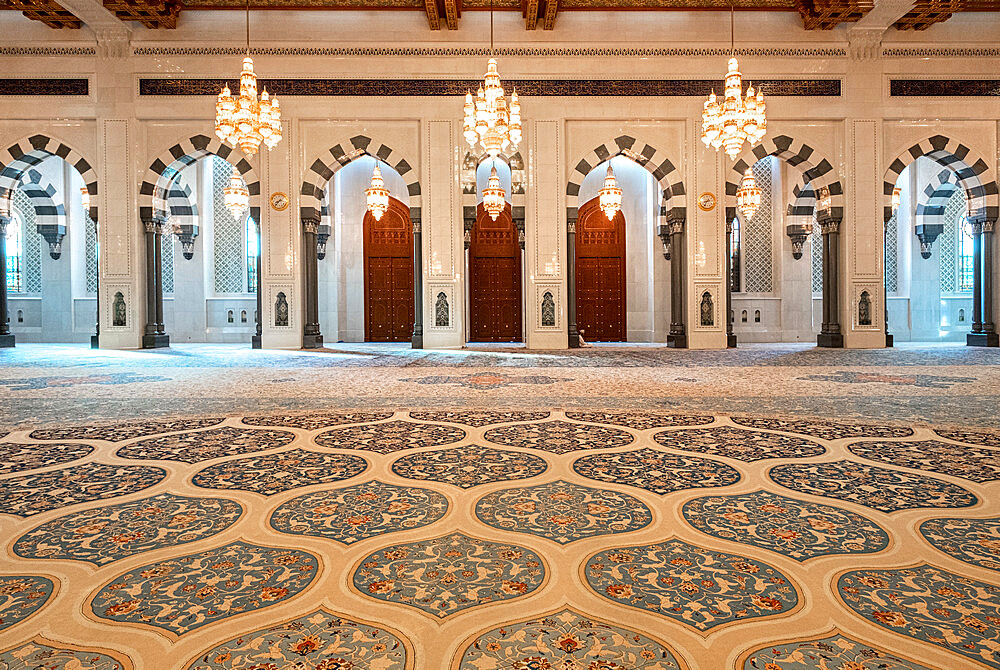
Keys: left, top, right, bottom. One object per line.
{"left": 483, "top": 420, "right": 634, "bottom": 454}
{"left": 455, "top": 608, "right": 683, "bottom": 669}
{"left": 729, "top": 416, "right": 914, "bottom": 440}
{"left": 185, "top": 608, "right": 409, "bottom": 669}
{"left": 847, "top": 439, "right": 1000, "bottom": 483}
{"left": 408, "top": 410, "right": 551, "bottom": 426}
{"left": 390, "top": 444, "right": 548, "bottom": 488}
{"left": 269, "top": 480, "right": 448, "bottom": 544}
{"left": 314, "top": 420, "right": 465, "bottom": 453}
{"left": 768, "top": 460, "right": 980, "bottom": 513}
{"left": 0, "top": 440, "right": 93, "bottom": 474}
{"left": 584, "top": 539, "right": 799, "bottom": 632}
{"left": 0, "top": 639, "right": 128, "bottom": 669}
{"left": 3, "top": 399, "right": 1000, "bottom": 668}
{"left": 191, "top": 448, "right": 368, "bottom": 495}
{"left": 837, "top": 565, "right": 1000, "bottom": 667}
{"left": 116, "top": 426, "right": 295, "bottom": 464}
{"left": 573, "top": 447, "right": 742, "bottom": 495}
{"left": 352, "top": 532, "right": 546, "bottom": 618}
{"left": 0, "top": 462, "right": 166, "bottom": 517}
{"left": 739, "top": 632, "right": 934, "bottom": 669}
{"left": 918, "top": 517, "right": 1000, "bottom": 571}
{"left": 400, "top": 372, "right": 569, "bottom": 389}
{"left": 0, "top": 575, "right": 54, "bottom": 630}
{"left": 653, "top": 426, "right": 826, "bottom": 462}
{"left": 89, "top": 541, "right": 318, "bottom": 637}
{"left": 474, "top": 480, "right": 653, "bottom": 543}
{"left": 12, "top": 493, "right": 243, "bottom": 566}
{"left": 681, "top": 490, "right": 890, "bottom": 561}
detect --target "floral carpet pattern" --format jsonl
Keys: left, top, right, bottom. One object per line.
{"left": 456, "top": 608, "right": 683, "bottom": 669}
{"left": 681, "top": 490, "right": 890, "bottom": 561}
{"left": 474, "top": 480, "right": 653, "bottom": 543}
{"left": 269, "top": 480, "right": 449, "bottom": 544}
{"left": 0, "top": 575, "right": 54, "bottom": 630}
{"left": 585, "top": 539, "right": 799, "bottom": 632}
{"left": 391, "top": 444, "right": 548, "bottom": 488}
{"left": 483, "top": 420, "right": 634, "bottom": 454}
{"left": 191, "top": 448, "right": 368, "bottom": 495}
{"left": 90, "top": 541, "right": 319, "bottom": 637}
{"left": 352, "top": 532, "right": 546, "bottom": 618}
{"left": 837, "top": 565, "right": 1000, "bottom": 667}
{"left": 12, "top": 493, "right": 243, "bottom": 566}
{"left": 1, "top": 348, "right": 1000, "bottom": 670}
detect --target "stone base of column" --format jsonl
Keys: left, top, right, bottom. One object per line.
{"left": 667, "top": 332, "right": 687, "bottom": 348}
{"left": 251, "top": 334, "right": 262, "bottom": 349}
{"left": 727, "top": 334, "right": 738, "bottom": 348}
{"left": 568, "top": 331, "right": 580, "bottom": 348}
{"left": 90, "top": 334, "right": 100, "bottom": 349}
{"left": 967, "top": 331, "right": 1000, "bottom": 347}
{"left": 142, "top": 333, "right": 169, "bottom": 349}
{"left": 302, "top": 333, "right": 324, "bottom": 349}
{"left": 817, "top": 332, "right": 844, "bottom": 348}
{"left": 0, "top": 333, "right": 14, "bottom": 348}
{"left": 885, "top": 333, "right": 894, "bottom": 348}
{"left": 411, "top": 332, "right": 423, "bottom": 349}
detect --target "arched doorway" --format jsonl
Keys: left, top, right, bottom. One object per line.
{"left": 363, "top": 196, "right": 414, "bottom": 341}
{"left": 575, "top": 196, "right": 626, "bottom": 341}
{"left": 468, "top": 202, "right": 521, "bottom": 342}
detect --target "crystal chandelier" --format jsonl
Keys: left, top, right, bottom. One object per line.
{"left": 597, "top": 164, "right": 622, "bottom": 220}
{"left": 701, "top": 8, "right": 766, "bottom": 160}
{"left": 223, "top": 173, "right": 249, "bottom": 219}
{"left": 463, "top": 0, "right": 520, "bottom": 158}
{"left": 214, "top": 0, "right": 282, "bottom": 157}
{"left": 891, "top": 187, "right": 901, "bottom": 214}
{"left": 482, "top": 163, "right": 506, "bottom": 221}
{"left": 736, "top": 168, "right": 761, "bottom": 220}
{"left": 366, "top": 162, "right": 391, "bottom": 221}
{"left": 80, "top": 187, "right": 90, "bottom": 212}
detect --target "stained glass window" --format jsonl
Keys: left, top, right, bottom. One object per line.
{"left": 4, "top": 212, "right": 23, "bottom": 293}
{"left": 730, "top": 215, "right": 741, "bottom": 293}
{"left": 246, "top": 215, "right": 258, "bottom": 294}
{"left": 958, "top": 217, "right": 974, "bottom": 292}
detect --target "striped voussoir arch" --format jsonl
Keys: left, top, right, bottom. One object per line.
{"left": 139, "top": 134, "right": 260, "bottom": 223}
{"left": 18, "top": 168, "right": 65, "bottom": 220}
{"left": 566, "top": 135, "right": 686, "bottom": 223}
{"left": 300, "top": 134, "right": 422, "bottom": 226}
{"left": 0, "top": 134, "right": 98, "bottom": 222}
{"left": 883, "top": 135, "right": 999, "bottom": 224}
{"left": 167, "top": 179, "right": 198, "bottom": 218}
{"left": 461, "top": 150, "right": 526, "bottom": 229}
{"left": 725, "top": 135, "right": 843, "bottom": 223}
{"left": 914, "top": 167, "right": 958, "bottom": 220}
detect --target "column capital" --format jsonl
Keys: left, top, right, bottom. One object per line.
{"left": 302, "top": 217, "right": 320, "bottom": 234}
{"left": 142, "top": 215, "right": 168, "bottom": 234}
{"left": 567, "top": 219, "right": 576, "bottom": 234}
{"left": 818, "top": 218, "right": 841, "bottom": 235}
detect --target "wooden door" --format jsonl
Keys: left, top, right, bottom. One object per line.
{"left": 364, "top": 197, "right": 414, "bottom": 342}
{"left": 469, "top": 203, "right": 522, "bottom": 341}
{"left": 576, "top": 197, "right": 626, "bottom": 341}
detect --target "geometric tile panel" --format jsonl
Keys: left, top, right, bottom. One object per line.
{"left": 12, "top": 493, "right": 243, "bottom": 566}
{"left": 811, "top": 211, "right": 823, "bottom": 294}
{"left": 0, "top": 462, "right": 167, "bottom": 517}
{"left": 885, "top": 210, "right": 898, "bottom": 294}
{"left": 585, "top": 538, "right": 799, "bottom": 632}
{"left": 212, "top": 156, "right": 247, "bottom": 294}
{"left": 0, "top": 441, "right": 93, "bottom": 475}
{"left": 682, "top": 490, "right": 890, "bottom": 561}
{"left": 475, "top": 480, "right": 653, "bottom": 544}
{"left": 653, "top": 426, "right": 826, "bottom": 461}
{"left": 741, "top": 156, "right": 774, "bottom": 294}
{"left": 0, "top": 575, "right": 55, "bottom": 631}
{"left": 191, "top": 448, "right": 368, "bottom": 495}
{"left": 90, "top": 541, "right": 318, "bottom": 637}
{"left": 12, "top": 188, "right": 41, "bottom": 294}
{"left": 352, "top": 532, "right": 546, "bottom": 619}
{"left": 847, "top": 439, "right": 1000, "bottom": 483}
{"left": 116, "top": 426, "right": 294, "bottom": 463}
{"left": 391, "top": 444, "right": 547, "bottom": 489}
{"left": 574, "top": 448, "right": 742, "bottom": 495}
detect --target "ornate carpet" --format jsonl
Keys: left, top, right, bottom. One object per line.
{"left": 1, "top": 344, "right": 999, "bottom": 668}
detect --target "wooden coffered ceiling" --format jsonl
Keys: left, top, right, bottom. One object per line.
{"left": 0, "top": 0, "right": 995, "bottom": 31}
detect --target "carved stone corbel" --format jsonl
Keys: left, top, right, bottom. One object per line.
{"left": 316, "top": 224, "right": 332, "bottom": 260}
{"left": 657, "top": 223, "right": 672, "bottom": 260}
{"left": 172, "top": 223, "right": 200, "bottom": 260}
{"left": 36, "top": 223, "right": 67, "bottom": 259}
{"left": 785, "top": 223, "right": 813, "bottom": 260}
{"left": 914, "top": 223, "right": 944, "bottom": 259}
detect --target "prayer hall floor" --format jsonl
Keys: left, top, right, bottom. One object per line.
{"left": 0, "top": 343, "right": 998, "bottom": 668}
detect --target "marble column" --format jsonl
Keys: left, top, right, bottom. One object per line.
{"left": 252, "top": 217, "right": 263, "bottom": 349}
{"left": 567, "top": 217, "right": 579, "bottom": 348}
{"left": 667, "top": 217, "right": 687, "bottom": 348}
{"left": 302, "top": 218, "right": 323, "bottom": 349}
{"left": 817, "top": 216, "right": 843, "bottom": 348}
{"left": 0, "top": 214, "right": 14, "bottom": 347}
{"left": 141, "top": 217, "right": 169, "bottom": 349}
{"left": 725, "top": 219, "right": 736, "bottom": 348}
{"left": 968, "top": 218, "right": 999, "bottom": 346}
{"left": 411, "top": 218, "right": 423, "bottom": 349}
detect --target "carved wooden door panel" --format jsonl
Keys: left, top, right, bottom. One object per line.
{"left": 469, "top": 203, "right": 522, "bottom": 342}
{"left": 575, "top": 197, "right": 626, "bottom": 341}
{"left": 364, "top": 197, "right": 414, "bottom": 342}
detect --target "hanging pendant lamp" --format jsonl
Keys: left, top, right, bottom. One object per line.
{"left": 597, "top": 163, "right": 623, "bottom": 220}
{"left": 224, "top": 173, "right": 250, "bottom": 218}
{"left": 482, "top": 162, "right": 506, "bottom": 221}
{"left": 736, "top": 168, "right": 761, "bottom": 220}
{"left": 701, "top": 4, "right": 766, "bottom": 159}
{"left": 366, "top": 162, "right": 391, "bottom": 221}
{"left": 215, "top": 0, "right": 283, "bottom": 156}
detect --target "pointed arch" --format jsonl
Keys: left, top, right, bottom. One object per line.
{"left": 882, "top": 134, "right": 999, "bottom": 224}
{"left": 566, "top": 134, "right": 686, "bottom": 223}
{"left": 18, "top": 168, "right": 65, "bottom": 222}
{"left": 0, "top": 133, "right": 98, "bottom": 222}
{"left": 299, "top": 134, "right": 421, "bottom": 227}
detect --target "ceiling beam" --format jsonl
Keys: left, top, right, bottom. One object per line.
{"left": 424, "top": 0, "right": 442, "bottom": 30}
{"left": 523, "top": 0, "right": 540, "bottom": 29}
{"left": 442, "top": 0, "right": 460, "bottom": 30}
{"left": 541, "top": 0, "right": 558, "bottom": 29}
{"left": 1, "top": 0, "right": 81, "bottom": 28}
